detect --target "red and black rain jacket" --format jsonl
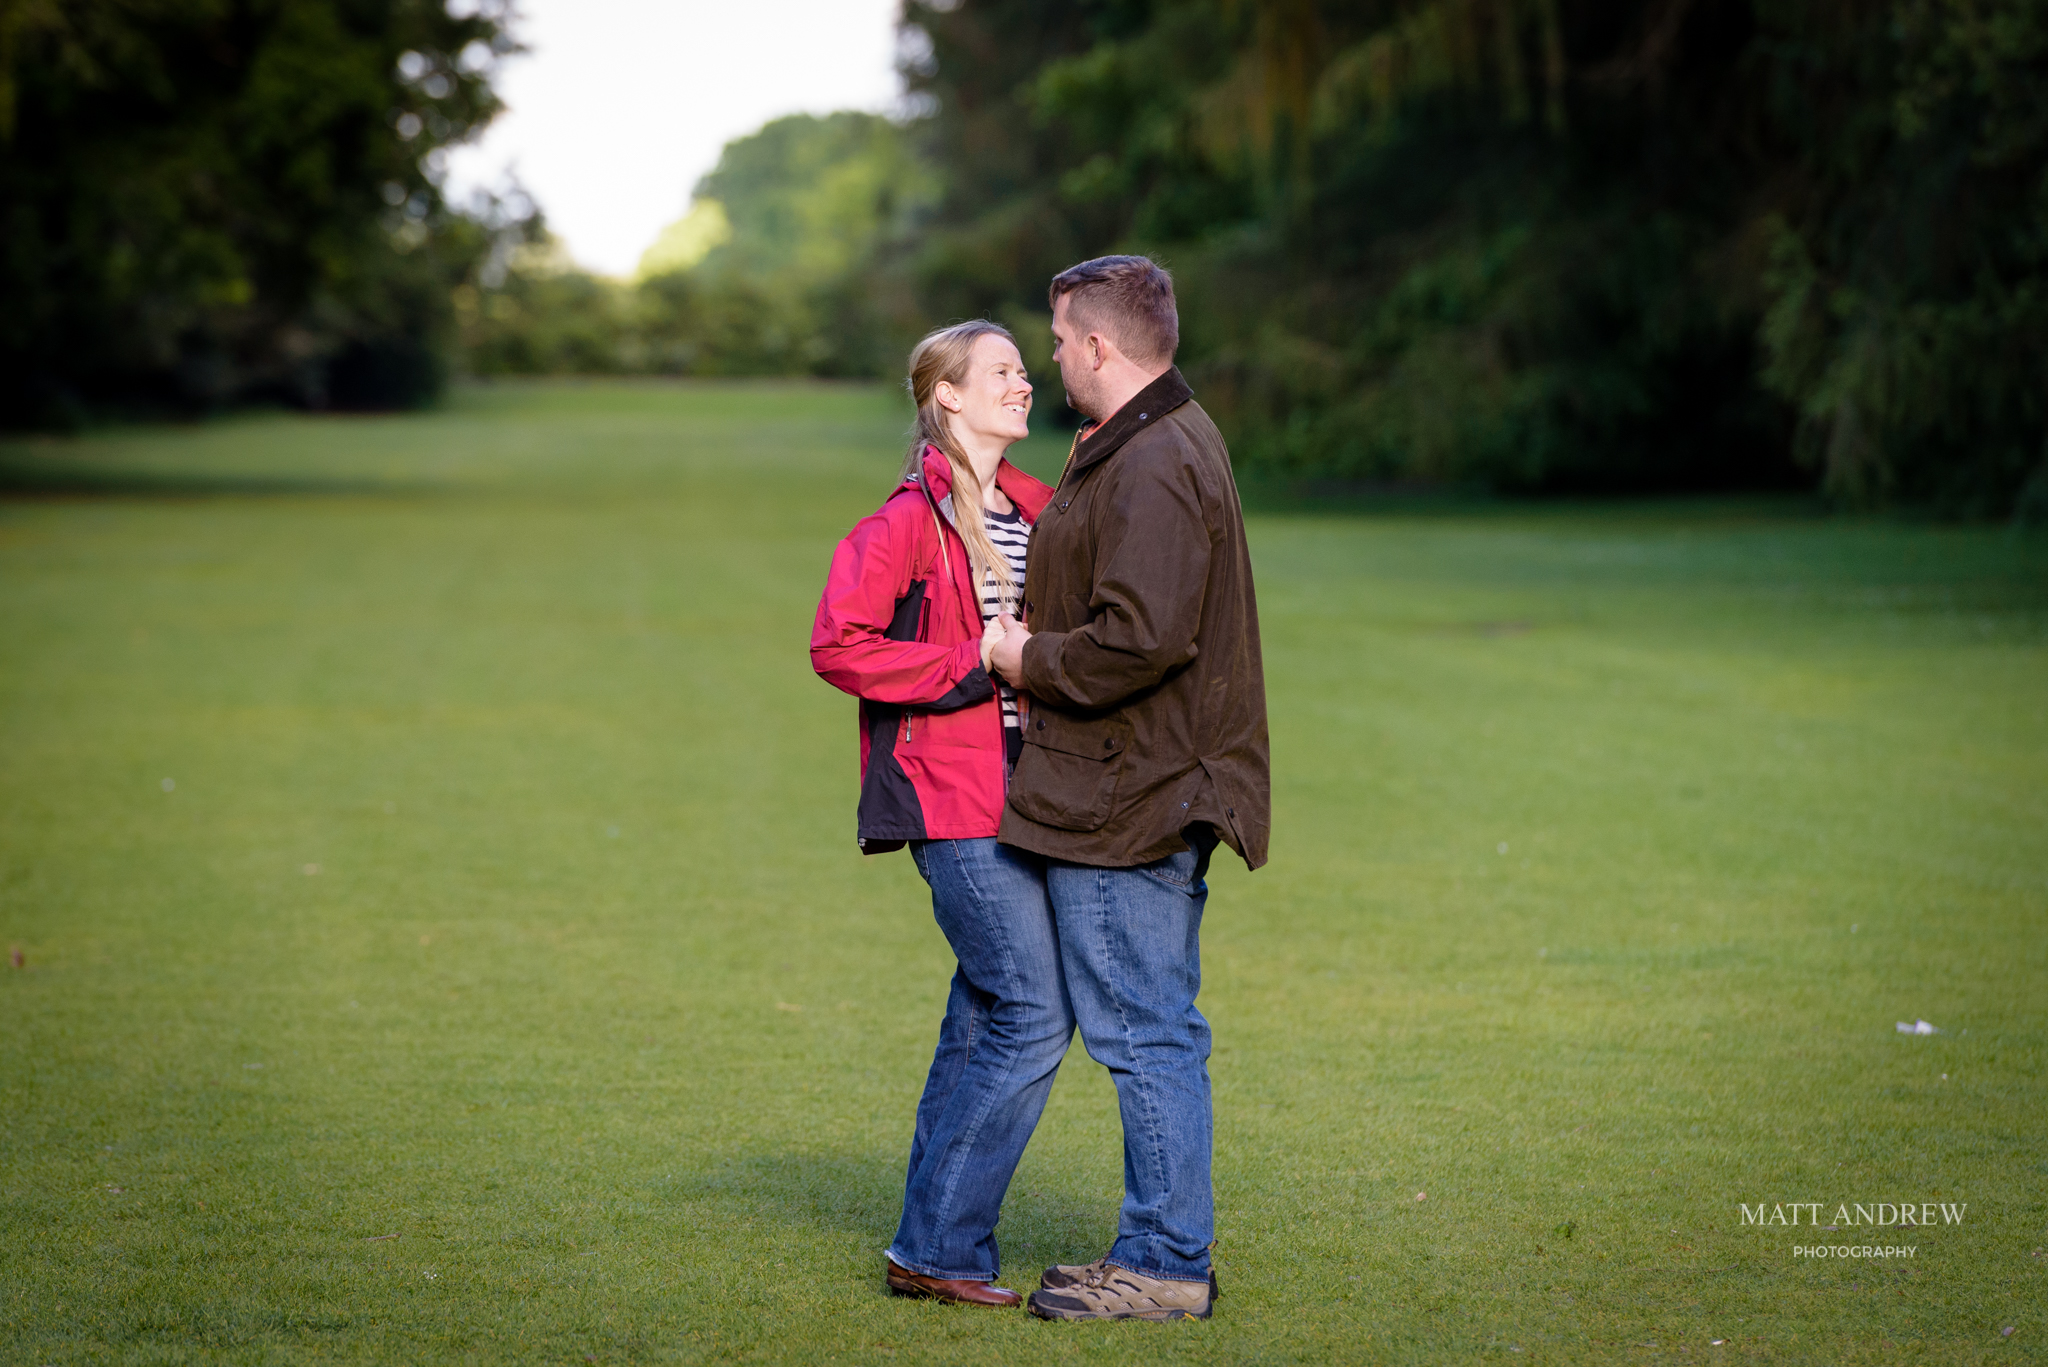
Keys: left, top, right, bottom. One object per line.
{"left": 811, "top": 445, "right": 1054, "bottom": 853}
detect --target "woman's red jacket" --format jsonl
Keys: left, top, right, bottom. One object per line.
{"left": 811, "top": 445, "right": 1054, "bottom": 853}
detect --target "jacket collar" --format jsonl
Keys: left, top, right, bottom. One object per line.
{"left": 1065, "top": 367, "right": 1195, "bottom": 479}
{"left": 906, "top": 444, "right": 1055, "bottom": 522}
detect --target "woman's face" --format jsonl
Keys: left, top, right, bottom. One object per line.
{"left": 940, "top": 333, "right": 1033, "bottom": 446}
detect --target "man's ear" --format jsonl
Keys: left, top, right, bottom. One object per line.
{"left": 1087, "top": 333, "right": 1107, "bottom": 370}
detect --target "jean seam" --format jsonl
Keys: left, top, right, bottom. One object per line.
{"left": 1094, "top": 866, "right": 1175, "bottom": 1268}
{"left": 1135, "top": 866, "right": 1192, "bottom": 892}
{"left": 1134, "top": 844, "right": 1200, "bottom": 893}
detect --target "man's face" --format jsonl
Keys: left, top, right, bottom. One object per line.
{"left": 1050, "top": 294, "right": 1104, "bottom": 421}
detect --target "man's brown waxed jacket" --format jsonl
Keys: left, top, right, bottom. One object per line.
{"left": 999, "top": 367, "right": 1271, "bottom": 870}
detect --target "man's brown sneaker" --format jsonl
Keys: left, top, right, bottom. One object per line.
{"left": 1027, "top": 1262, "right": 1212, "bottom": 1321}
{"left": 1041, "top": 1258, "right": 1220, "bottom": 1301}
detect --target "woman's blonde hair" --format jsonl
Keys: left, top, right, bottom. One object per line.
{"left": 900, "top": 320, "right": 1021, "bottom": 599}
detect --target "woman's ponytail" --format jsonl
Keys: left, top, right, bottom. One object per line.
{"left": 900, "top": 321, "right": 1020, "bottom": 603}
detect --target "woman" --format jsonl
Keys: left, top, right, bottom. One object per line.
{"left": 811, "top": 320, "right": 1068, "bottom": 1307}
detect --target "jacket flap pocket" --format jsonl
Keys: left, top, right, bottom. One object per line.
{"left": 1008, "top": 714, "right": 1128, "bottom": 833}
{"left": 1021, "top": 712, "right": 1127, "bottom": 760}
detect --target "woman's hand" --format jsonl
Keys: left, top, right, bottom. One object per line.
{"left": 980, "top": 614, "right": 1005, "bottom": 674}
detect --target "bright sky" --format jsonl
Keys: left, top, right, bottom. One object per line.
{"left": 447, "top": 0, "right": 904, "bottom": 277}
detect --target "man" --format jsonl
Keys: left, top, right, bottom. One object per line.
{"left": 987, "top": 255, "right": 1269, "bottom": 1322}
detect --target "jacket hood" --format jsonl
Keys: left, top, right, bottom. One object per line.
{"left": 903, "top": 444, "right": 1055, "bottom": 522}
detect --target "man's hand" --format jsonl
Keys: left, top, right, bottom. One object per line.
{"left": 989, "top": 612, "right": 1031, "bottom": 685}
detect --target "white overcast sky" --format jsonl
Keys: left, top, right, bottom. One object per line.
{"left": 448, "top": 0, "right": 904, "bottom": 276}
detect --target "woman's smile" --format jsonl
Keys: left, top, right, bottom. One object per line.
{"left": 948, "top": 333, "right": 1033, "bottom": 445}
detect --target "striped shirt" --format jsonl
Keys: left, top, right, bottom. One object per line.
{"left": 979, "top": 504, "right": 1031, "bottom": 755}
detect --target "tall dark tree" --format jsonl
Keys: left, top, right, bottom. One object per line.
{"left": 0, "top": 0, "right": 516, "bottom": 424}
{"left": 1758, "top": 0, "right": 2048, "bottom": 513}
{"left": 899, "top": 0, "right": 2048, "bottom": 514}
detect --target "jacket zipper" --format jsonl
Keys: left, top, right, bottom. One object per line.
{"left": 902, "top": 576, "right": 936, "bottom": 746}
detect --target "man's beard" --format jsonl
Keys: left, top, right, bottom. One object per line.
{"left": 1061, "top": 369, "right": 1105, "bottom": 423}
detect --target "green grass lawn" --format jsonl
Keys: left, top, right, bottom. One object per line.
{"left": 2, "top": 380, "right": 2044, "bottom": 1366}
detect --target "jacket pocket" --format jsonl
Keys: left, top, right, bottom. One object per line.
{"left": 1007, "top": 714, "right": 1128, "bottom": 832}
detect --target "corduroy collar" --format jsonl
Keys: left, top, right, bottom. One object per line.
{"left": 1065, "top": 367, "right": 1195, "bottom": 480}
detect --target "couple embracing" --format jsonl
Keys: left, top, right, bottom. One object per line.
{"left": 810, "top": 255, "right": 1269, "bottom": 1322}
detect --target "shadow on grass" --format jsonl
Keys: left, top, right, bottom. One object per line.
{"left": 0, "top": 459, "right": 430, "bottom": 501}
{"left": 1237, "top": 475, "right": 1831, "bottom": 524}
{"left": 673, "top": 1147, "right": 902, "bottom": 1241}
{"left": 673, "top": 1144, "right": 1115, "bottom": 1277}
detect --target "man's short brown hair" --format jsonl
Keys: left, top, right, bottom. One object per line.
{"left": 1048, "top": 255, "right": 1179, "bottom": 366}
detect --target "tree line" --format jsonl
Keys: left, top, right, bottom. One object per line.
{"left": 4, "top": 1, "right": 2043, "bottom": 516}
{"left": 1, "top": 0, "right": 512, "bottom": 421}
{"left": 895, "top": 0, "right": 2046, "bottom": 514}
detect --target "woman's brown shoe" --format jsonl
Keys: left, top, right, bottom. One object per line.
{"left": 885, "top": 1259, "right": 1023, "bottom": 1307}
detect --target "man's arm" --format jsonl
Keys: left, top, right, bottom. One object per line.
{"left": 1015, "top": 448, "right": 1211, "bottom": 711}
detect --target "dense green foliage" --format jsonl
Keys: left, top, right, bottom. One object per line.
{"left": 459, "top": 112, "right": 935, "bottom": 379}
{"left": 901, "top": 0, "right": 2048, "bottom": 512}
{"left": 8, "top": 1, "right": 2042, "bottom": 513}
{"left": 3, "top": 383, "right": 2046, "bottom": 1361}
{"left": 0, "top": 0, "right": 515, "bottom": 423}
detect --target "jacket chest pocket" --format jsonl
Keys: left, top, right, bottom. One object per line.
{"left": 1008, "top": 716, "right": 1129, "bottom": 832}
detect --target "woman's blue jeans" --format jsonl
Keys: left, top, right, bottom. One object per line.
{"left": 888, "top": 838, "right": 1074, "bottom": 1282}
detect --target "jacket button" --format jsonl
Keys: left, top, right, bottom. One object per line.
{"left": 1060, "top": 501, "right": 1069, "bottom": 510}
{"left": 1227, "top": 807, "right": 1235, "bottom": 818}
{"left": 1104, "top": 738, "right": 1114, "bottom": 751}
{"left": 1036, "top": 719, "right": 1045, "bottom": 731}
{"left": 1139, "top": 413, "right": 1148, "bottom": 420}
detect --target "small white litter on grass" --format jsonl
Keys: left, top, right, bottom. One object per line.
{"left": 1896, "top": 1019, "right": 1940, "bottom": 1035}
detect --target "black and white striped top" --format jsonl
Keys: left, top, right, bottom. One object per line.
{"left": 979, "top": 505, "right": 1031, "bottom": 751}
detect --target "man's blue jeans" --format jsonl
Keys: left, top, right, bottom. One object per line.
{"left": 1046, "top": 829, "right": 1216, "bottom": 1285}
{"left": 889, "top": 838, "right": 1073, "bottom": 1282}
{"left": 888, "top": 832, "right": 1217, "bottom": 1287}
